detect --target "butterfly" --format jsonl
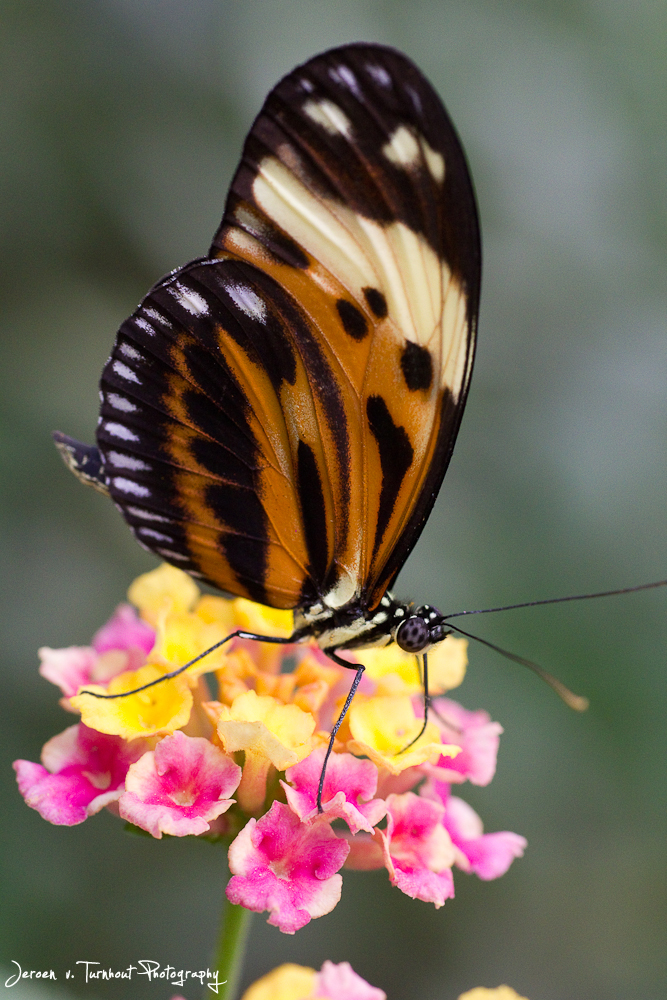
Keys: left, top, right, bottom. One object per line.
{"left": 54, "top": 43, "right": 481, "bottom": 784}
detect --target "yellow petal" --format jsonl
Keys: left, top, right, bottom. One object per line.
{"left": 353, "top": 635, "right": 467, "bottom": 696}
{"left": 353, "top": 645, "right": 422, "bottom": 692}
{"left": 428, "top": 635, "right": 468, "bottom": 693}
{"left": 219, "top": 720, "right": 302, "bottom": 771}
{"left": 70, "top": 664, "right": 192, "bottom": 739}
{"left": 458, "top": 989, "right": 529, "bottom": 1000}
{"left": 240, "top": 964, "right": 316, "bottom": 1000}
{"left": 195, "top": 594, "right": 235, "bottom": 630}
{"left": 347, "top": 695, "right": 457, "bottom": 775}
{"left": 231, "top": 598, "right": 294, "bottom": 638}
{"left": 216, "top": 690, "right": 315, "bottom": 768}
{"left": 128, "top": 563, "right": 200, "bottom": 626}
{"left": 155, "top": 610, "right": 229, "bottom": 673}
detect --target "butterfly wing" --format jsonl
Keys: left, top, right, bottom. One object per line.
{"left": 96, "top": 44, "right": 480, "bottom": 612}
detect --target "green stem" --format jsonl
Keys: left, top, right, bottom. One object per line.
{"left": 209, "top": 894, "right": 253, "bottom": 1000}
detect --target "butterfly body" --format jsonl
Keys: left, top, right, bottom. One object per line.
{"left": 58, "top": 43, "right": 480, "bottom": 666}
{"left": 294, "top": 590, "right": 404, "bottom": 652}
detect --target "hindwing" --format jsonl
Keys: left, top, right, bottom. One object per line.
{"left": 96, "top": 43, "right": 481, "bottom": 613}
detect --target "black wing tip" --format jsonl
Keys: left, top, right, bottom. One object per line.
{"left": 292, "top": 41, "right": 422, "bottom": 71}
{"left": 53, "top": 431, "right": 110, "bottom": 497}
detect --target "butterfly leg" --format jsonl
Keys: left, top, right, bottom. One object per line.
{"left": 317, "top": 650, "right": 366, "bottom": 812}
{"left": 80, "top": 630, "right": 297, "bottom": 699}
{"left": 398, "top": 652, "right": 431, "bottom": 752}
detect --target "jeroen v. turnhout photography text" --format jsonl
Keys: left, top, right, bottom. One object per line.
{"left": 5, "top": 960, "right": 226, "bottom": 992}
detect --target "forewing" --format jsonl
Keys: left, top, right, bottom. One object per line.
{"left": 212, "top": 44, "right": 481, "bottom": 608}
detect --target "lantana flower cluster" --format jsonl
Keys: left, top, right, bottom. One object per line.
{"left": 15, "top": 564, "right": 526, "bottom": 934}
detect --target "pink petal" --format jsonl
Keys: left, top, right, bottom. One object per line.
{"left": 283, "top": 749, "right": 386, "bottom": 833}
{"left": 426, "top": 699, "right": 502, "bottom": 786}
{"left": 119, "top": 731, "right": 241, "bottom": 838}
{"left": 444, "top": 795, "right": 527, "bottom": 880}
{"left": 315, "top": 961, "right": 386, "bottom": 1000}
{"left": 390, "top": 864, "right": 455, "bottom": 907}
{"left": 460, "top": 831, "right": 528, "bottom": 880}
{"left": 375, "top": 766, "right": 424, "bottom": 799}
{"left": 13, "top": 761, "right": 102, "bottom": 825}
{"left": 374, "top": 793, "right": 456, "bottom": 907}
{"left": 384, "top": 793, "right": 452, "bottom": 871}
{"left": 14, "top": 724, "right": 147, "bottom": 825}
{"left": 38, "top": 646, "right": 97, "bottom": 697}
{"left": 227, "top": 802, "right": 349, "bottom": 933}
{"left": 92, "top": 603, "right": 156, "bottom": 655}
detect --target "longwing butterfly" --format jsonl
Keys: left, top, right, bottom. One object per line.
{"left": 55, "top": 43, "right": 481, "bottom": 786}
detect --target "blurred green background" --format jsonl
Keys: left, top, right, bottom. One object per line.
{"left": 1, "top": 2, "right": 665, "bottom": 999}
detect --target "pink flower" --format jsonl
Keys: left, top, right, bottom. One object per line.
{"left": 92, "top": 603, "right": 155, "bottom": 655}
{"left": 282, "top": 749, "right": 386, "bottom": 833}
{"left": 315, "top": 961, "right": 386, "bottom": 1000}
{"left": 424, "top": 698, "right": 502, "bottom": 786}
{"left": 13, "top": 724, "right": 148, "bottom": 825}
{"left": 38, "top": 605, "right": 155, "bottom": 699}
{"left": 38, "top": 646, "right": 100, "bottom": 699}
{"left": 118, "top": 730, "right": 241, "bottom": 838}
{"left": 443, "top": 793, "right": 527, "bottom": 880}
{"left": 374, "top": 792, "right": 456, "bottom": 907}
{"left": 227, "top": 801, "right": 349, "bottom": 933}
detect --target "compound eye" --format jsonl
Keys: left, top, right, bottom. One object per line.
{"left": 396, "top": 616, "right": 429, "bottom": 653}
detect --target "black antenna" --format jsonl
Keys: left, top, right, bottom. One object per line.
{"left": 444, "top": 579, "right": 667, "bottom": 621}
{"left": 446, "top": 621, "right": 589, "bottom": 712}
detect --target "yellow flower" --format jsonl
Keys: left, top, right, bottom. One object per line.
{"left": 426, "top": 635, "right": 468, "bottom": 692}
{"left": 231, "top": 597, "right": 294, "bottom": 637}
{"left": 458, "top": 989, "right": 529, "bottom": 1000}
{"left": 152, "top": 608, "right": 229, "bottom": 675}
{"left": 354, "top": 635, "right": 467, "bottom": 695}
{"left": 213, "top": 690, "right": 319, "bottom": 812}
{"left": 70, "top": 664, "right": 192, "bottom": 739}
{"left": 195, "top": 594, "right": 236, "bottom": 630}
{"left": 347, "top": 695, "right": 458, "bottom": 774}
{"left": 240, "top": 964, "right": 316, "bottom": 1000}
{"left": 127, "top": 563, "right": 200, "bottom": 626}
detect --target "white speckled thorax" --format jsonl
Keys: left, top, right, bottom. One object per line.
{"left": 293, "top": 592, "right": 408, "bottom": 652}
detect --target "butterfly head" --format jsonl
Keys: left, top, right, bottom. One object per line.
{"left": 395, "top": 604, "right": 449, "bottom": 653}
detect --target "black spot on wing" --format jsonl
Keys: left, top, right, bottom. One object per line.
{"left": 206, "top": 480, "right": 269, "bottom": 606}
{"left": 400, "top": 341, "right": 433, "bottom": 391}
{"left": 363, "top": 287, "right": 388, "bottom": 319}
{"left": 366, "top": 395, "right": 414, "bottom": 563}
{"left": 297, "top": 439, "right": 330, "bottom": 589}
{"left": 336, "top": 299, "right": 368, "bottom": 341}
